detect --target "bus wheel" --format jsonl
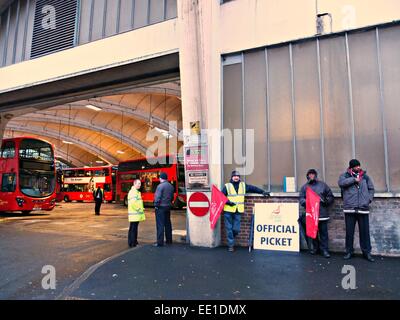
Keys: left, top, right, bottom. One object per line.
{"left": 22, "top": 210, "right": 31, "bottom": 214}
{"left": 124, "top": 196, "right": 128, "bottom": 207}
{"left": 64, "top": 196, "right": 70, "bottom": 203}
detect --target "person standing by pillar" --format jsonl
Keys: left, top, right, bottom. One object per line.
{"left": 93, "top": 185, "right": 104, "bottom": 216}
{"left": 127, "top": 179, "right": 145, "bottom": 248}
{"left": 299, "top": 169, "right": 334, "bottom": 258}
{"left": 222, "top": 170, "right": 270, "bottom": 252}
{"left": 338, "top": 159, "right": 375, "bottom": 262}
{"left": 153, "top": 172, "right": 175, "bottom": 247}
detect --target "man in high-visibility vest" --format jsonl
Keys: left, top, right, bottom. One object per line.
{"left": 222, "top": 170, "right": 270, "bottom": 252}
{"left": 127, "top": 179, "right": 146, "bottom": 248}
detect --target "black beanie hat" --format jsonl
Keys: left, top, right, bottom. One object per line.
{"left": 349, "top": 159, "right": 361, "bottom": 169}
{"left": 306, "top": 169, "right": 318, "bottom": 178}
{"left": 160, "top": 172, "right": 168, "bottom": 180}
{"left": 231, "top": 170, "right": 240, "bottom": 178}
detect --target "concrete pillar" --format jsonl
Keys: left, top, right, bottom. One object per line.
{"left": 178, "top": 0, "right": 222, "bottom": 247}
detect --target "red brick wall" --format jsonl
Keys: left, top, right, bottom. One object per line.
{"left": 220, "top": 196, "right": 400, "bottom": 257}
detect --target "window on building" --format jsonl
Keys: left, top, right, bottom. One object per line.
{"left": 30, "top": 0, "right": 79, "bottom": 59}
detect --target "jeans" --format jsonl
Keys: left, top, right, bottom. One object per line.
{"left": 155, "top": 206, "right": 173, "bottom": 246}
{"left": 224, "top": 211, "right": 241, "bottom": 247}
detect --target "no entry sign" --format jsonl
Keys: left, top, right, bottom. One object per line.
{"left": 188, "top": 192, "right": 210, "bottom": 217}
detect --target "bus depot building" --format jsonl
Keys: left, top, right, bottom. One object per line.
{"left": 0, "top": 0, "right": 400, "bottom": 257}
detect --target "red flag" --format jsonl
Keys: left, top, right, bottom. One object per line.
{"left": 210, "top": 185, "right": 229, "bottom": 229}
{"left": 306, "top": 187, "right": 320, "bottom": 239}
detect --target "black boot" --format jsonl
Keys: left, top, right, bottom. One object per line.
{"left": 363, "top": 253, "right": 375, "bottom": 262}
{"left": 321, "top": 250, "right": 330, "bottom": 258}
{"left": 343, "top": 252, "right": 353, "bottom": 260}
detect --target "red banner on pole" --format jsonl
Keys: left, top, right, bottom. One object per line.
{"left": 306, "top": 187, "right": 320, "bottom": 239}
{"left": 210, "top": 185, "right": 228, "bottom": 229}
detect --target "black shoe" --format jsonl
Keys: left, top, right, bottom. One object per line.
{"left": 322, "top": 250, "right": 331, "bottom": 258}
{"left": 363, "top": 253, "right": 375, "bottom": 262}
{"left": 344, "top": 252, "right": 353, "bottom": 260}
{"left": 152, "top": 243, "right": 163, "bottom": 247}
{"left": 228, "top": 246, "right": 234, "bottom": 252}
{"left": 310, "top": 249, "right": 317, "bottom": 255}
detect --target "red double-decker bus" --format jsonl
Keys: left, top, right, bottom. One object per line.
{"left": 58, "top": 166, "right": 116, "bottom": 202}
{"left": 0, "top": 137, "right": 56, "bottom": 214}
{"left": 116, "top": 155, "right": 186, "bottom": 209}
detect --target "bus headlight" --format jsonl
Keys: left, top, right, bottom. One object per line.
{"left": 16, "top": 197, "right": 25, "bottom": 207}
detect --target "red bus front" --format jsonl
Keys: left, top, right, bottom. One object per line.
{"left": 116, "top": 155, "right": 186, "bottom": 208}
{"left": 59, "top": 166, "right": 114, "bottom": 202}
{"left": 0, "top": 137, "right": 56, "bottom": 213}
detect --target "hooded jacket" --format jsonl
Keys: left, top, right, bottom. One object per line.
{"left": 299, "top": 179, "right": 334, "bottom": 220}
{"left": 338, "top": 169, "right": 375, "bottom": 213}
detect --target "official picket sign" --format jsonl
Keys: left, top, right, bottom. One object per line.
{"left": 253, "top": 203, "right": 300, "bottom": 252}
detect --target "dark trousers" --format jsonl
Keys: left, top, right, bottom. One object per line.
{"left": 95, "top": 200, "right": 102, "bottom": 215}
{"left": 155, "top": 207, "right": 172, "bottom": 246}
{"left": 299, "top": 216, "right": 329, "bottom": 252}
{"left": 128, "top": 222, "right": 139, "bottom": 247}
{"left": 345, "top": 213, "right": 372, "bottom": 255}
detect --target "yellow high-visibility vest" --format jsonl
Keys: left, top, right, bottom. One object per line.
{"left": 223, "top": 182, "right": 246, "bottom": 213}
{"left": 128, "top": 188, "right": 145, "bottom": 222}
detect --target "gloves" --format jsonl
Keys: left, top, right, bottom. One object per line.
{"left": 320, "top": 197, "right": 328, "bottom": 207}
{"left": 263, "top": 191, "right": 270, "bottom": 197}
{"left": 226, "top": 201, "right": 236, "bottom": 207}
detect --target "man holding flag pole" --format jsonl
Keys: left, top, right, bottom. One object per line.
{"left": 299, "top": 169, "right": 334, "bottom": 258}
{"left": 220, "top": 170, "right": 270, "bottom": 252}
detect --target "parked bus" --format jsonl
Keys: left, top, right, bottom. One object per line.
{"left": 0, "top": 137, "right": 56, "bottom": 213}
{"left": 59, "top": 166, "right": 116, "bottom": 203}
{"left": 116, "top": 155, "right": 186, "bottom": 209}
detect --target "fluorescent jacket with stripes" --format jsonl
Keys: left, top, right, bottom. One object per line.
{"left": 224, "top": 182, "right": 246, "bottom": 213}
{"left": 128, "top": 187, "right": 145, "bottom": 222}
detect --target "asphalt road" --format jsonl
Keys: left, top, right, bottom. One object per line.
{"left": 0, "top": 202, "right": 186, "bottom": 300}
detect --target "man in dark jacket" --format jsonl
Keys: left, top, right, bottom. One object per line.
{"left": 338, "top": 159, "right": 375, "bottom": 262}
{"left": 153, "top": 172, "right": 175, "bottom": 247}
{"left": 299, "top": 169, "right": 334, "bottom": 258}
{"left": 222, "top": 170, "right": 270, "bottom": 252}
{"left": 93, "top": 186, "right": 104, "bottom": 216}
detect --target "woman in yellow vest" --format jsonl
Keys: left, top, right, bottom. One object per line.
{"left": 222, "top": 171, "right": 269, "bottom": 252}
{"left": 127, "top": 179, "right": 145, "bottom": 247}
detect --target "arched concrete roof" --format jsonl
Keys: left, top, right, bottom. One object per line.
{"left": 4, "top": 82, "right": 183, "bottom": 166}
{"left": 6, "top": 124, "right": 119, "bottom": 164}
